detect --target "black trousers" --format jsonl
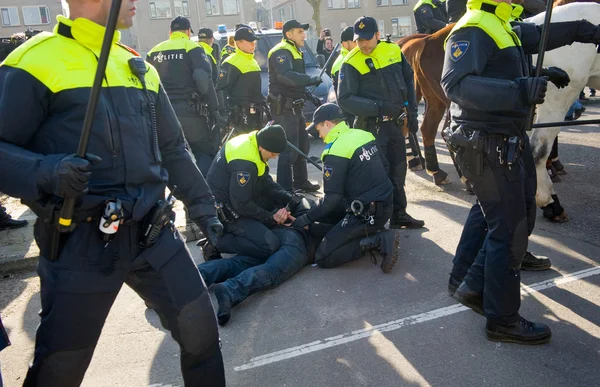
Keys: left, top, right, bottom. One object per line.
{"left": 315, "top": 201, "right": 392, "bottom": 268}
{"left": 273, "top": 110, "right": 309, "bottom": 191}
{"left": 365, "top": 120, "right": 408, "bottom": 214}
{"left": 456, "top": 140, "right": 529, "bottom": 326}
{"left": 172, "top": 101, "right": 219, "bottom": 176}
{"left": 23, "top": 221, "right": 225, "bottom": 386}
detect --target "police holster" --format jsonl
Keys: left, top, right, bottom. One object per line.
{"left": 215, "top": 201, "right": 239, "bottom": 224}
{"left": 190, "top": 93, "right": 209, "bottom": 116}
{"left": 268, "top": 93, "right": 284, "bottom": 116}
{"left": 229, "top": 103, "right": 265, "bottom": 131}
{"left": 444, "top": 126, "right": 485, "bottom": 177}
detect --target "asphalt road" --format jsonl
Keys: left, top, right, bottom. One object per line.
{"left": 1, "top": 102, "right": 599, "bottom": 387}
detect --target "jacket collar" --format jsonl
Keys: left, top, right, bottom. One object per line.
{"left": 55, "top": 15, "right": 120, "bottom": 55}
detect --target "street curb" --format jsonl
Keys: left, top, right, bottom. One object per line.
{"left": 0, "top": 223, "right": 203, "bottom": 276}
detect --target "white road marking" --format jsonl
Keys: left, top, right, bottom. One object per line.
{"left": 234, "top": 266, "right": 600, "bottom": 372}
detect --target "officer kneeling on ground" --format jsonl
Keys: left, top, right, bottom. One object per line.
{"left": 291, "top": 103, "right": 400, "bottom": 272}
{"left": 202, "top": 125, "right": 303, "bottom": 260}
{"left": 0, "top": 1, "right": 225, "bottom": 384}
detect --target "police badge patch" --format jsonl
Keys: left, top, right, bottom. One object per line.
{"left": 323, "top": 165, "right": 333, "bottom": 180}
{"left": 237, "top": 171, "right": 251, "bottom": 187}
{"left": 276, "top": 54, "right": 287, "bottom": 64}
{"left": 219, "top": 70, "right": 226, "bottom": 79}
{"left": 450, "top": 41, "right": 469, "bottom": 62}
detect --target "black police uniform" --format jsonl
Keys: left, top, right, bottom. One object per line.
{"left": 414, "top": 0, "right": 449, "bottom": 34}
{"left": 441, "top": 0, "right": 600, "bottom": 338}
{"left": 147, "top": 29, "right": 220, "bottom": 175}
{"left": 338, "top": 21, "right": 421, "bottom": 228}
{"left": 267, "top": 34, "right": 318, "bottom": 191}
{"left": 216, "top": 31, "right": 268, "bottom": 133}
{"left": 206, "top": 130, "right": 291, "bottom": 259}
{"left": 447, "top": 0, "right": 468, "bottom": 23}
{"left": 199, "top": 40, "right": 219, "bottom": 84}
{"left": 293, "top": 119, "right": 394, "bottom": 269}
{"left": 0, "top": 16, "right": 225, "bottom": 385}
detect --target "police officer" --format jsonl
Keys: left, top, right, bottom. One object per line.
{"left": 216, "top": 26, "right": 269, "bottom": 133}
{"left": 204, "top": 125, "right": 303, "bottom": 260}
{"left": 220, "top": 35, "right": 237, "bottom": 63}
{"left": 446, "top": 0, "right": 468, "bottom": 22}
{"left": 441, "top": 0, "right": 600, "bottom": 344}
{"left": 197, "top": 27, "right": 218, "bottom": 84}
{"left": 330, "top": 26, "right": 356, "bottom": 100}
{"left": 0, "top": 0, "right": 225, "bottom": 384}
{"left": 414, "top": 0, "right": 448, "bottom": 34}
{"left": 147, "top": 16, "right": 221, "bottom": 175}
{"left": 290, "top": 104, "right": 398, "bottom": 272}
{"left": 338, "top": 16, "right": 424, "bottom": 229}
{"left": 268, "top": 19, "right": 322, "bottom": 192}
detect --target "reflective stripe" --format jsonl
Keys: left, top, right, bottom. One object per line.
{"left": 331, "top": 47, "right": 349, "bottom": 77}
{"left": 224, "top": 131, "right": 267, "bottom": 176}
{"left": 268, "top": 39, "right": 303, "bottom": 60}
{"left": 147, "top": 31, "right": 200, "bottom": 55}
{"left": 344, "top": 42, "right": 402, "bottom": 75}
{"left": 445, "top": 0, "right": 521, "bottom": 50}
{"left": 414, "top": 0, "right": 437, "bottom": 11}
{"left": 199, "top": 41, "right": 217, "bottom": 64}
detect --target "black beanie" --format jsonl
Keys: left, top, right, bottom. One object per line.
{"left": 256, "top": 125, "right": 287, "bottom": 153}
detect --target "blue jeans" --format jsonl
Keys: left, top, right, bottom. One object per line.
{"left": 198, "top": 228, "right": 309, "bottom": 305}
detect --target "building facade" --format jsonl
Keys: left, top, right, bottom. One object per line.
{"left": 1, "top": 0, "right": 64, "bottom": 37}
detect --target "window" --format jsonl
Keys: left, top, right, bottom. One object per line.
{"left": 327, "top": 0, "right": 345, "bottom": 9}
{"left": 391, "top": 16, "right": 411, "bottom": 37}
{"left": 378, "top": 20, "right": 385, "bottom": 36}
{"left": 205, "top": 0, "right": 220, "bottom": 16}
{"left": 1, "top": 7, "right": 20, "bottom": 27}
{"left": 348, "top": 0, "right": 360, "bottom": 8}
{"left": 149, "top": 1, "right": 171, "bottom": 19}
{"left": 391, "top": 0, "right": 408, "bottom": 5}
{"left": 174, "top": 1, "right": 190, "bottom": 17}
{"left": 22, "top": 6, "right": 51, "bottom": 25}
{"left": 223, "top": 0, "right": 239, "bottom": 15}
{"left": 377, "top": 0, "right": 389, "bottom": 6}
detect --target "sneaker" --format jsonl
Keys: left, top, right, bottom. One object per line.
{"left": 486, "top": 317, "right": 552, "bottom": 345}
{"left": 389, "top": 213, "right": 425, "bottom": 229}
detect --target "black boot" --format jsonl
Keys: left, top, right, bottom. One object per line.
{"left": 448, "top": 275, "right": 462, "bottom": 296}
{"left": 293, "top": 180, "right": 321, "bottom": 192}
{"left": 359, "top": 230, "right": 400, "bottom": 273}
{"left": 212, "top": 284, "right": 233, "bottom": 326}
{"left": 198, "top": 239, "right": 222, "bottom": 261}
{"left": 521, "top": 251, "right": 551, "bottom": 271}
{"left": 389, "top": 212, "right": 425, "bottom": 229}
{"left": 453, "top": 281, "right": 484, "bottom": 316}
{"left": 0, "top": 209, "right": 28, "bottom": 232}
{"left": 486, "top": 317, "right": 552, "bottom": 345}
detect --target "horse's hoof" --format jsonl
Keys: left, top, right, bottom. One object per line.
{"left": 547, "top": 165, "right": 562, "bottom": 182}
{"left": 408, "top": 157, "right": 424, "bottom": 171}
{"left": 548, "top": 211, "right": 569, "bottom": 223}
{"left": 428, "top": 169, "right": 450, "bottom": 185}
{"left": 550, "top": 174, "right": 562, "bottom": 183}
{"left": 542, "top": 202, "right": 569, "bottom": 223}
{"left": 552, "top": 159, "right": 567, "bottom": 175}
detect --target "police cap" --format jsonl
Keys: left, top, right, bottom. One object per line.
{"left": 257, "top": 125, "right": 288, "bottom": 153}
{"left": 235, "top": 26, "right": 260, "bottom": 42}
{"left": 282, "top": 19, "right": 309, "bottom": 34}
{"left": 198, "top": 27, "right": 214, "bottom": 39}
{"left": 340, "top": 26, "right": 354, "bottom": 42}
{"left": 353, "top": 16, "right": 378, "bottom": 41}
{"left": 171, "top": 16, "right": 193, "bottom": 33}
{"left": 313, "top": 103, "right": 345, "bottom": 126}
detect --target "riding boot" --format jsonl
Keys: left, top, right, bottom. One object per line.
{"left": 359, "top": 230, "right": 400, "bottom": 273}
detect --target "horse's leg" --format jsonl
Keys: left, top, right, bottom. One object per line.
{"left": 530, "top": 127, "right": 568, "bottom": 223}
{"left": 420, "top": 95, "right": 449, "bottom": 185}
{"left": 406, "top": 79, "right": 426, "bottom": 171}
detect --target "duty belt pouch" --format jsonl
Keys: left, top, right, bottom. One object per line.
{"left": 268, "top": 94, "right": 283, "bottom": 116}
{"left": 450, "top": 126, "right": 484, "bottom": 177}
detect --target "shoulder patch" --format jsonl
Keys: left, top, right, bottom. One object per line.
{"left": 276, "top": 54, "right": 287, "bottom": 64}
{"left": 117, "top": 42, "right": 140, "bottom": 57}
{"left": 421, "top": 7, "right": 428, "bottom": 13}
{"left": 237, "top": 171, "right": 251, "bottom": 187}
{"left": 450, "top": 41, "right": 469, "bottom": 62}
{"left": 219, "top": 69, "right": 226, "bottom": 79}
{"left": 323, "top": 165, "right": 333, "bottom": 180}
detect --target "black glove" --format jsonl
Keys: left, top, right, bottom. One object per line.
{"left": 291, "top": 213, "right": 311, "bottom": 230}
{"left": 309, "top": 76, "right": 323, "bottom": 87}
{"left": 517, "top": 76, "right": 548, "bottom": 105}
{"left": 196, "top": 216, "right": 223, "bottom": 246}
{"left": 379, "top": 102, "right": 403, "bottom": 118}
{"left": 38, "top": 153, "right": 102, "bottom": 199}
{"left": 211, "top": 110, "right": 228, "bottom": 129}
{"left": 540, "top": 67, "right": 570, "bottom": 89}
{"left": 408, "top": 113, "right": 419, "bottom": 134}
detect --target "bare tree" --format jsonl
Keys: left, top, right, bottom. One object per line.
{"left": 306, "top": 0, "right": 322, "bottom": 33}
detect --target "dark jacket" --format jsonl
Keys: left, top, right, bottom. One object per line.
{"left": 147, "top": 31, "right": 218, "bottom": 110}
{"left": 306, "top": 122, "right": 392, "bottom": 222}
{"left": 0, "top": 16, "right": 217, "bottom": 225}
{"left": 216, "top": 50, "right": 265, "bottom": 110}
{"left": 206, "top": 132, "right": 290, "bottom": 228}
{"left": 414, "top": 0, "right": 448, "bottom": 34}
{"left": 268, "top": 39, "right": 313, "bottom": 100}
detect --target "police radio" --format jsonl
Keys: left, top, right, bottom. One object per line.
{"left": 99, "top": 199, "right": 124, "bottom": 244}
